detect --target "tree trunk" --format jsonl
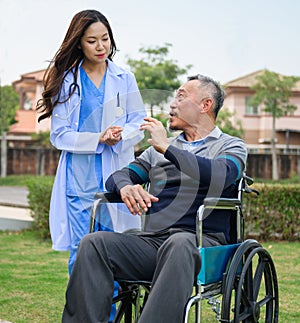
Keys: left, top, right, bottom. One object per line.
{"left": 150, "top": 104, "right": 154, "bottom": 117}
{"left": 1, "top": 131, "right": 7, "bottom": 177}
{"left": 271, "top": 113, "right": 278, "bottom": 180}
{"left": 36, "top": 147, "right": 46, "bottom": 176}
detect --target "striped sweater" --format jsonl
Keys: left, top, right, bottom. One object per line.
{"left": 106, "top": 128, "right": 247, "bottom": 243}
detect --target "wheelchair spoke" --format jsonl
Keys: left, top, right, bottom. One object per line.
{"left": 258, "top": 294, "right": 275, "bottom": 307}
{"left": 243, "top": 253, "right": 254, "bottom": 302}
{"left": 253, "top": 255, "right": 267, "bottom": 301}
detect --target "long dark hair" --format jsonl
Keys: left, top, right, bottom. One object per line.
{"left": 36, "top": 10, "right": 117, "bottom": 121}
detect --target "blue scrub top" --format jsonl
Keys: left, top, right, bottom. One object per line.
{"left": 66, "top": 66, "right": 107, "bottom": 201}
{"left": 65, "top": 67, "right": 114, "bottom": 273}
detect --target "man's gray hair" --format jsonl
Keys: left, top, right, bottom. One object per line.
{"left": 187, "top": 74, "right": 225, "bottom": 118}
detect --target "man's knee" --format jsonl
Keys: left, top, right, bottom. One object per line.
{"left": 160, "top": 232, "right": 200, "bottom": 265}
{"left": 166, "top": 231, "right": 197, "bottom": 250}
{"left": 78, "top": 231, "right": 112, "bottom": 256}
{"left": 154, "top": 232, "right": 201, "bottom": 285}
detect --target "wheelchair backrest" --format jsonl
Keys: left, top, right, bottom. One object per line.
{"left": 198, "top": 173, "right": 258, "bottom": 246}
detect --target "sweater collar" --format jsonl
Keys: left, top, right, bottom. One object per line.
{"left": 177, "top": 126, "right": 222, "bottom": 144}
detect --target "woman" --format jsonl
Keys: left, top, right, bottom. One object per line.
{"left": 36, "top": 10, "right": 146, "bottom": 274}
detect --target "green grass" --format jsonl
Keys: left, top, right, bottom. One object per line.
{"left": 0, "top": 230, "right": 299, "bottom": 322}
{"left": 0, "top": 230, "right": 69, "bottom": 323}
{"left": 0, "top": 175, "right": 54, "bottom": 186}
{"left": 267, "top": 241, "right": 300, "bottom": 322}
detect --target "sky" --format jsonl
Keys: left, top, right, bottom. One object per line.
{"left": 1, "top": 0, "right": 300, "bottom": 86}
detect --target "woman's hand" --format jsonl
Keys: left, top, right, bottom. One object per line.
{"left": 99, "top": 126, "right": 123, "bottom": 146}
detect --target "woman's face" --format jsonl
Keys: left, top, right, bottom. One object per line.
{"left": 80, "top": 21, "right": 111, "bottom": 65}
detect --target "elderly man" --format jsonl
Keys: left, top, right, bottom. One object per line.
{"left": 62, "top": 74, "right": 247, "bottom": 322}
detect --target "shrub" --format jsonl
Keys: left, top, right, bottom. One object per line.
{"left": 243, "top": 183, "right": 300, "bottom": 241}
{"left": 25, "top": 177, "right": 300, "bottom": 242}
{"left": 26, "top": 176, "right": 54, "bottom": 239}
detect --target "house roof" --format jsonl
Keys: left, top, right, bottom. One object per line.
{"left": 13, "top": 69, "right": 45, "bottom": 86}
{"left": 224, "top": 69, "right": 300, "bottom": 92}
{"left": 224, "top": 69, "right": 266, "bottom": 88}
{"left": 13, "top": 69, "right": 46, "bottom": 93}
{"left": 22, "top": 69, "right": 45, "bottom": 81}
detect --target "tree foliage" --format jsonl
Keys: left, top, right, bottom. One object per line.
{"left": 126, "top": 43, "right": 191, "bottom": 116}
{"left": 250, "top": 70, "right": 299, "bottom": 180}
{"left": 31, "top": 131, "right": 51, "bottom": 148}
{"left": 216, "top": 107, "right": 244, "bottom": 138}
{"left": 0, "top": 85, "right": 19, "bottom": 132}
{"left": 251, "top": 70, "right": 299, "bottom": 118}
{"left": 0, "top": 85, "right": 19, "bottom": 177}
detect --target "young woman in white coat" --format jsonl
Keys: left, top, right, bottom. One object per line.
{"left": 36, "top": 10, "right": 146, "bottom": 275}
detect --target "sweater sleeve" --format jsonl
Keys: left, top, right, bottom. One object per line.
{"left": 105, "top": 156, "right": 151, "bottom": 194}
{"left": 164, "top": 137, "right": 247, "bottom": 189}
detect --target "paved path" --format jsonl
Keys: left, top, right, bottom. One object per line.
{"left": 0, "top": 186, "right": 33, "bottom": 231}
{"left": 0, "top": 186, "right": 29, "bottom": 208}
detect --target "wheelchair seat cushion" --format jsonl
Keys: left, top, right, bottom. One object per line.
{"left": 197, "top": 243, "right": 241, "bottom": 285}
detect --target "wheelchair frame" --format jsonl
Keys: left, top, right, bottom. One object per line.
{"left": 90, "top": 174, "right": 279, "bottom": 322}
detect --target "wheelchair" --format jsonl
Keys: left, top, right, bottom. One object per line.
{"left": 90, "top": 173, "right": 279, "bottom": 322}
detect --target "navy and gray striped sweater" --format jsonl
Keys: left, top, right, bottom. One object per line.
{"left": 106, "top": 130, "right": 247, "bottom": 244}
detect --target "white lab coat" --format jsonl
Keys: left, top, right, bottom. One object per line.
{"left": 49, "top": 60, "right": 146, "bottom": 251}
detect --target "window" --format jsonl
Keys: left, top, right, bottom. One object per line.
{"left": 283, "top": 110, "right": 295, "bottom": 116}
{"left": 245, "top": 96, "right": 258, "bottom": 115}
{"left": 23, "top": 93, "right": 33, "bottom": 110}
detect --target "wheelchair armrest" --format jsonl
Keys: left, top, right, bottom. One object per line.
{"left": 197, "top": 197, "right": 243, "bottom": 248}
{"left": 94, "top": 191, "right": 123, "bottom": 203}
{"left": 90, "top": 191, "right": 123, "bottom": 233}
{"left": 203, "top": 197, "right": 241, "bottom": 208}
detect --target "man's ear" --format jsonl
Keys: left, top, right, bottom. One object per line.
{"left": 201, "top": 98, "right": 213, "bottom": 113}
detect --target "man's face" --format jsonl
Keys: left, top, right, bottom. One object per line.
{"left": 169, "top": 80, "right": 204, "bottom": 131}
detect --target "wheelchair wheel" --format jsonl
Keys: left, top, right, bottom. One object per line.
{"left": 113, "top": 283, "right": 150, "bottom": 323}
{"left": 221, "top": 239, "right": 279, "bottom": 323}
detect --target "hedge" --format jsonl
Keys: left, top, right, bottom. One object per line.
{"left": 243, "top": 183, "right": 300, "bottom": 241}
{"left": 27, "top": 176, "right": 54, "bottom": 240}
{"left": 26, "top": 178, "right": 300, "bottom": 242}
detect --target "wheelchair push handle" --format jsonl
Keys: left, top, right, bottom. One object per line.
{"left": 242, "top": 174, "right": 260, "bottom": 196}
{"left": 94, "top": 191, "right": 123, "bottom": 203}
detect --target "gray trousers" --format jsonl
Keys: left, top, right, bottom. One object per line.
{"left": 62, "top": 229, "right": 204, "bottom": 323}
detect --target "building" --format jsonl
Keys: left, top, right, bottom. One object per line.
{"left": 7, "top": 68, "right": 300, "bottom": 177}
{"left": 10, "top": 69, "right": 300, "bottom": 152}
{"left": 11, "top": 69, "right": 50, "bottom": 136}
{"left": 223, "top": 69, "right": 300, "bottom": 155}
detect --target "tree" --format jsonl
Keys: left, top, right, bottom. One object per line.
{"left": 250, "top": 70, "right": 299, "bottom": 180}
{"left": 217, "top": 107, "right": 244, "bottom": 138}
{"left": 31, "top": 131, "right": 52, "bottom": 176}
{"left": 0, "top": 85, "right": 19, "bottom": 132}
{"left": 126, "top": 43, "right": 191, "bottom": 116}
{"left": 0, "top": 84, "right": 19, "bottom": 177}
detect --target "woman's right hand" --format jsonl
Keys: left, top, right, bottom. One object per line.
{"left": 99, "top": 126, "right": 123, "bottom": 146}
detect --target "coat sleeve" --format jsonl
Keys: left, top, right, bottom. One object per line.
{"left": 110, "top": 72, "right": 146, "bottom": 154}
{"left": 50, "top": 81, "right": 102, "bottom": 154}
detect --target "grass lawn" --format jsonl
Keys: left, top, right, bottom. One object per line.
{"left": 0, "top": 175, "right": 54, "bottom": 187}
{"left": 0, "top": 230, "right": 299, "bottom": 322}
{"left": 0, "top": 230, "right": 69, "bottom": 323}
